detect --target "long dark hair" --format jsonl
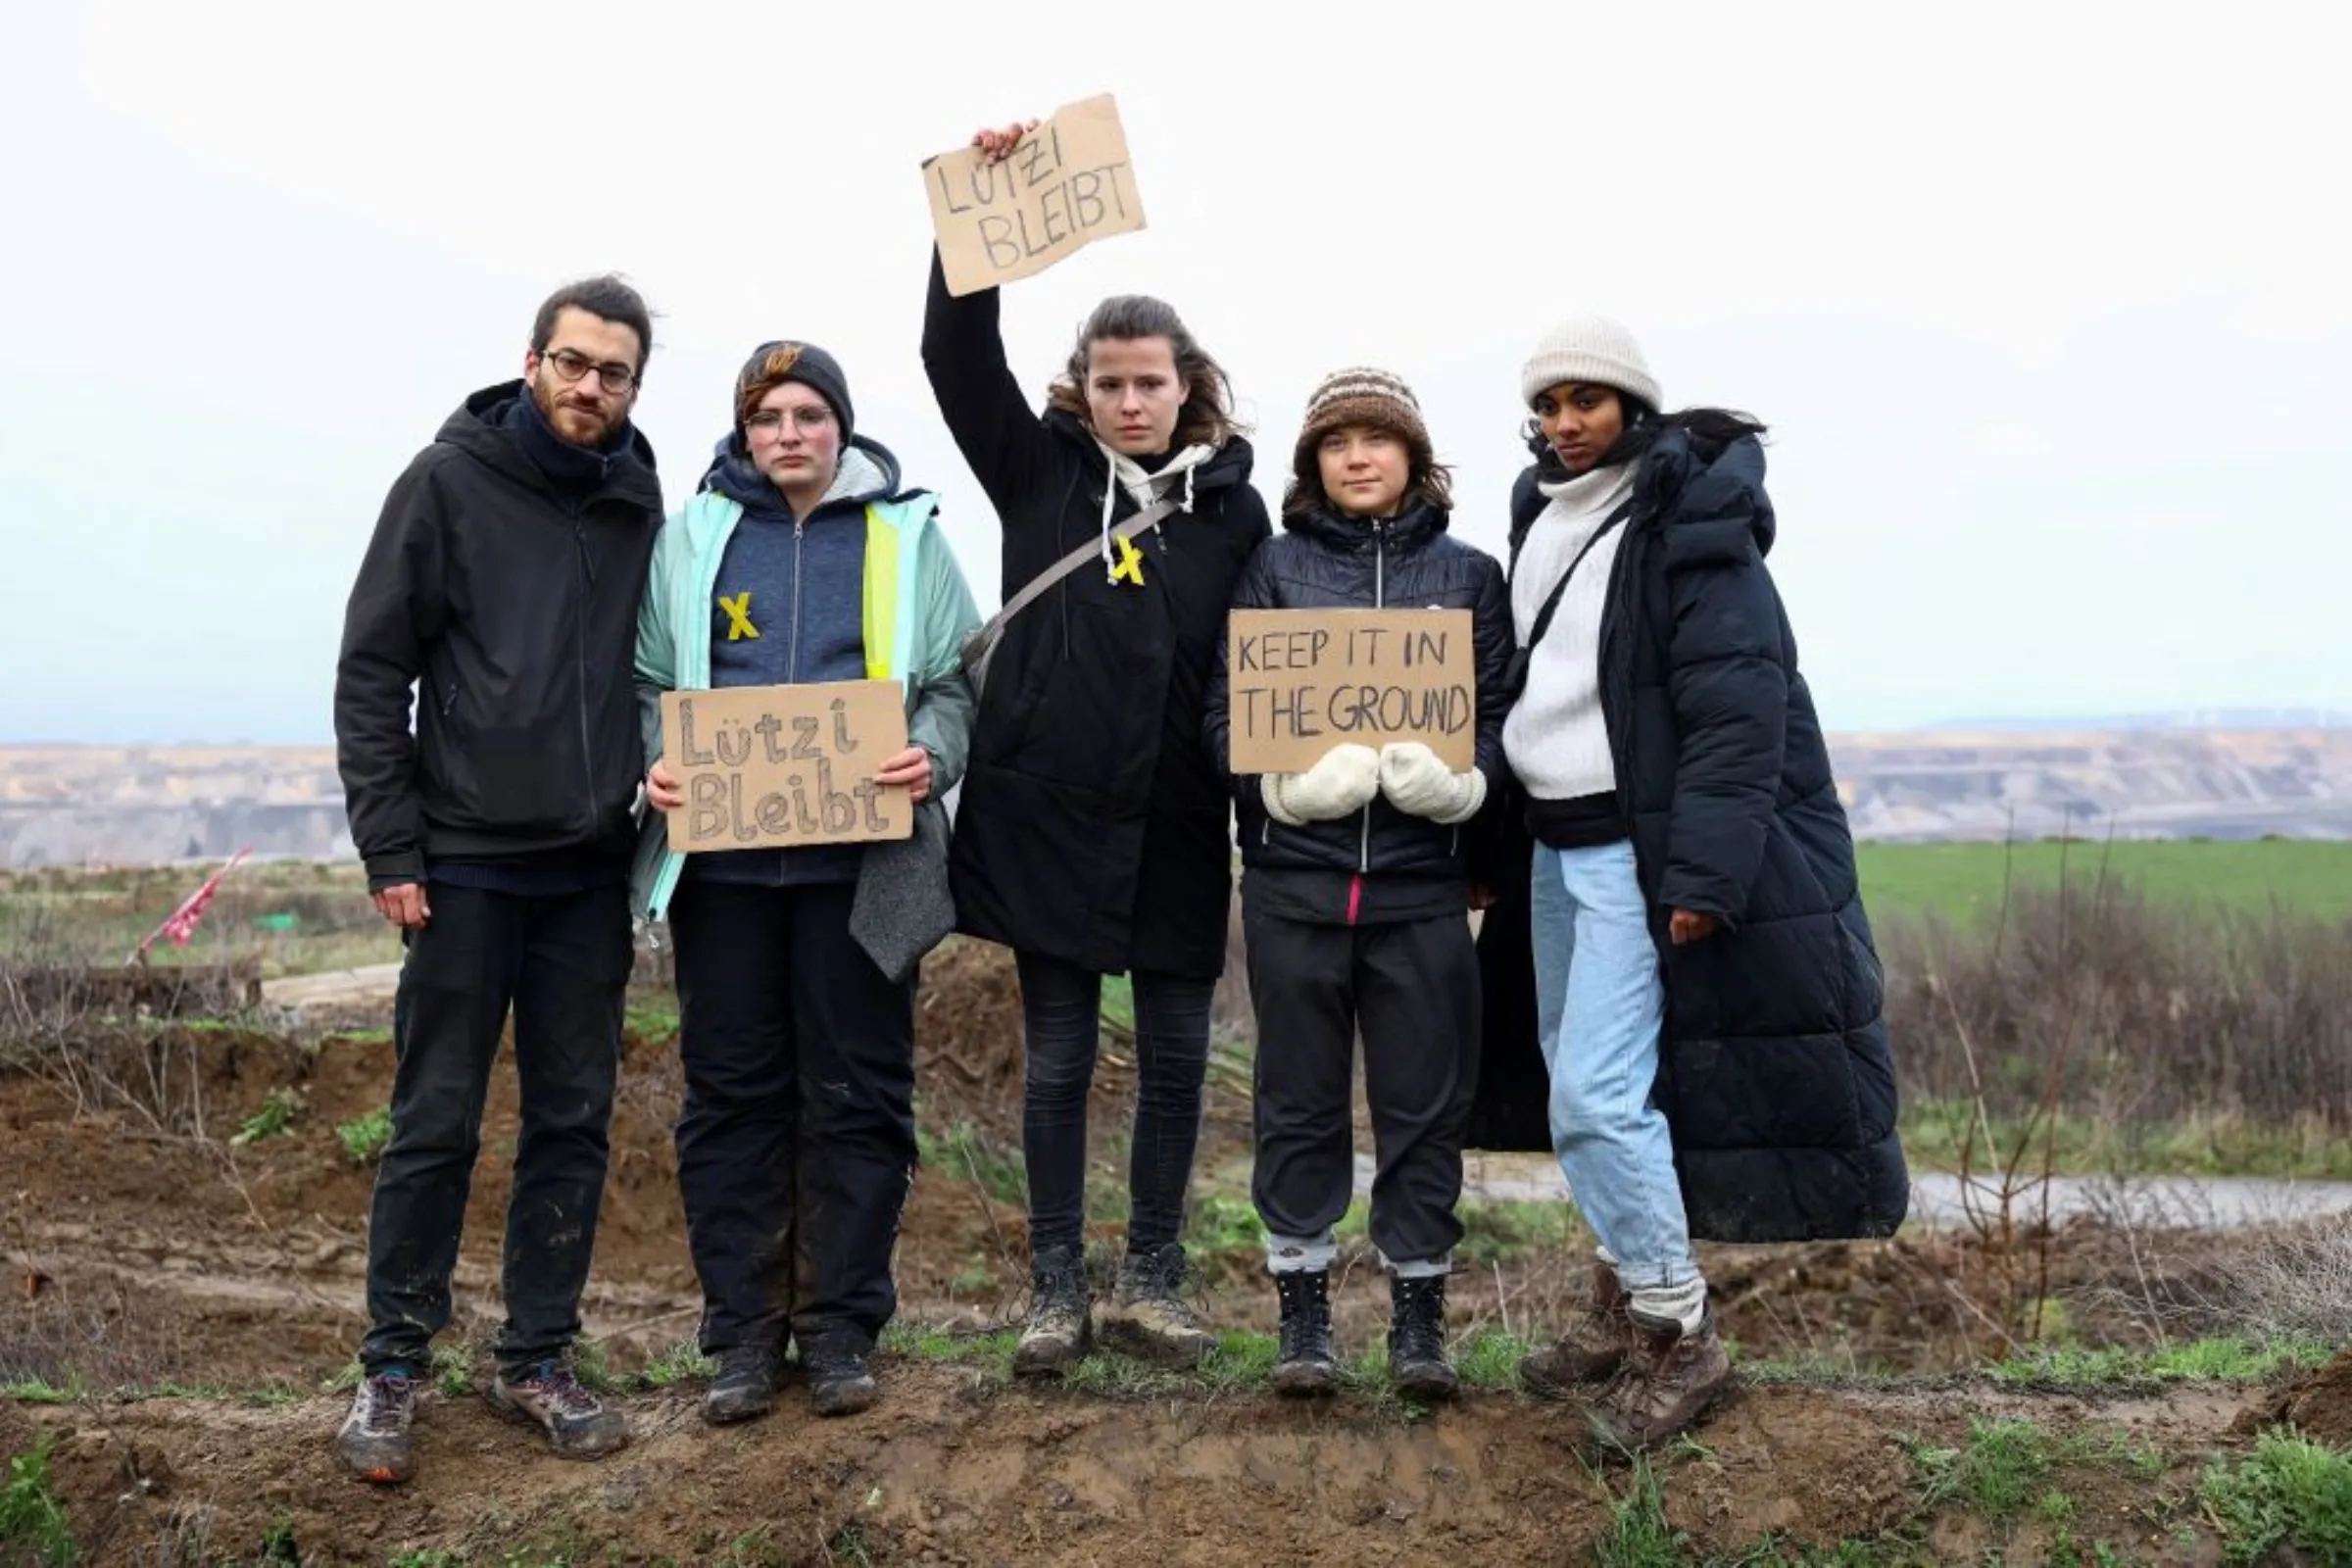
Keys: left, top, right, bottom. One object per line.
{"left": 1522, "top": 397, "right": 1768, "bottom": 478}
{"left": 1046, "top": 295, "right": 1244, "bottom": 450}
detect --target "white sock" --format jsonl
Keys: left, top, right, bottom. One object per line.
{"left": 1265, "top": 1230, "right": 1336, "bottom": 1274}
{"left": 1383, "top": 1251, "right": 1452, "bottom": 1281}
{"left": 1626, "top": 1277, "right": 1708, "bottom": 1337}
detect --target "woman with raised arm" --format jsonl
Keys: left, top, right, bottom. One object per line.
{"left": 922, "top": 118, "right": 1272, "bottom": 1377}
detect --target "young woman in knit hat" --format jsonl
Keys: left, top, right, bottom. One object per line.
{"left": 1493, "top": 318, "right": 1906, "bottom": 1448}
{"left": 1202, "top": 368, "right": 1511, "bottom": 1397}
{"left": 634, "top": 341, "right": 983, "bottom": 1423}
{"left": 921, "top": 121, "right": 1274, "bottom": 1377}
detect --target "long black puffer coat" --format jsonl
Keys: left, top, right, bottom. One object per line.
{"left": 1472, "top": 427, "right": 1909, "bottom": 1243}
{"left": 922, "top": 253, "right": 1272, "bottom": 980}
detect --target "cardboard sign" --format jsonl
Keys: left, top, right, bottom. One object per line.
{"left": 1226, "top": 610, "right": 1477, "bottom": 775}
{"left": 662, "top": 681, "right": 912, "bottom": 854}
{"left": 923, "top": 94, "right": 1147, "bottom": 297}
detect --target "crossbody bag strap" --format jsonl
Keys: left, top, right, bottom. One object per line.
{"left": 976, "top": 495, "right": 1182, "bottom": 644}
{"left": 1522, "top": 496, "right": 1638, "bottom": 656}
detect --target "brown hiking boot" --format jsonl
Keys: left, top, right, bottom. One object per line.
{"left": 1013, "top": 1246, "right": 1092, "bottom": 1379}
{"left": 1585, "top": 1313, "right": 1732, "bottom": 1452}
{"left": 1098, "top": 1243, "right": 1215, "bottom": 1369}
{"left": 1520, "top": 1261, "right": 1632, "bottom": 1397}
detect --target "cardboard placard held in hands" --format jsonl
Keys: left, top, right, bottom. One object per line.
{"left": 923, "top": 94, "right": 1147, "bottom": 297}
{"left": 1226, "top": 610, "right": 1477, "bottom": 775}
{"left": 662, "top": 681, "right": 913, "bottom": 853}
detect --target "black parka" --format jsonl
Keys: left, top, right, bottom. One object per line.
{"left": 922, "top": 255, "right": 1271, "bottom": 979}
{"left": 1473, "top": 428, "right": 1909, "bottom": 1243}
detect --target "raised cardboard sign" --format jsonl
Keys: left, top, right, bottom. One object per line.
{"left": 662, "top": 681, "right": 912, "bottom": 853}
{"left": 923, "top": 94, "right": 1147, "bottom": 297}
{"left": 1226, "top": 609, "right": 1477, "bottom": 775}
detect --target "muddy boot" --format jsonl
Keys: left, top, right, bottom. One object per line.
{"left": 1270, "top": 1270, "right": 1336, "bottom": 1397}
{"left": 1099, "top": 1242, "right": 1216, "bottom": 1369}
{"left": 702, "top": 1345, "right": 780, "bottom": 1426}
{"left": 1585, "top": 1312, "right": 1732, "bottom": 1452}
{"left": 334, "top": 1369, "right": 417, "bottom": 1485}
{"left": 1388, "top": 1274, "right": 1457, "bottom": 1401}
{"left": 1013, "top": 1245, "right": 1093, "bottom": 1379}
{"left": 805, "top": 1342, "right": 879, "bottom": 1418}
{"left": 1520, "top": 1260, "right": 1632, "bottom": 1398}
{"left": 486, "top": 1359, "right": 630, "bottom": 1459}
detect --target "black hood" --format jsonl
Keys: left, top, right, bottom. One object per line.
{"left": 437, "top": 381, "right": 661, "bottom": 510}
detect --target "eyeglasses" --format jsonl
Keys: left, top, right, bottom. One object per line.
{"left": 541, "top": 348, "right": 638, "bottom": 393}
{"left": 744, "top": 407, "right": 836, "bottom": 435}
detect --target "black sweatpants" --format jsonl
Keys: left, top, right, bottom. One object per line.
{"left": 668, "top": 878, "right": 916, "bottom": 1356}
{"left": 360, "top": 883, "right": 632, "bottom": 1379}
{"left": 1245, "top": 893, "right": 1478, "bottom": 1269}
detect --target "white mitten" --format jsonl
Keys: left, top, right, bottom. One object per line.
{"left": 1261, "top": 744, "right": 1382, "bottom": 825}
{"left": 1379, "top": 742, "right": 1488, "bottom": 824}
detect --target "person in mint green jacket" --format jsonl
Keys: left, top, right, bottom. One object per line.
{"left": 631, "top": 340, "right": 980, "bottom": 1425}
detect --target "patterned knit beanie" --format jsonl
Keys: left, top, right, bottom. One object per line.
{"left": 735, "top": 340, "right": 855, "bottom": 443}
{"left": 1293, "top": 367, "right": 1433, "bottom": 474}
{"left": 1519, "top": 317, "right": 1662, "bottom": 411}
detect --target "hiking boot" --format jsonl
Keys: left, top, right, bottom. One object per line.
{"left": 702, "top": 1345, "right": 780, "bottom": 1426}
{"left": 1585, "top": 1312, "right": 1732, "bottom": 1452}
{"left": 1271, "top": 1270, "right": 1336, "bottom": 1397}
{"left": 333, "top": 1370, "right": 417, "bottom": 1485}
{"left": 486, "top": 1359, "right": 630, "bottom": 1458}
{"left": 1100, "top": 1242, "right": 1216, "bottom": 1369}
{"left": 805, "top": 1345, "right": 879, "bottom": 1417}
{"left": 1388, "top": 1274, "right": 1457, "bottom": 1401}
{"left": 1520, "top": 1260, "right": 1632, "bottom": 1398}
{"left": 1013, "top": 1245, "right": 1093, "bottom": 1379}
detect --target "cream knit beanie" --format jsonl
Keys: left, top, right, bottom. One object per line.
{"left": 1519, "top": 316, "right": 1662, "bottom": 411}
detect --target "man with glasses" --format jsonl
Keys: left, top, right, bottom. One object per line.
{"left": 331, "top": 275, "right": 662, "bottom": 1484}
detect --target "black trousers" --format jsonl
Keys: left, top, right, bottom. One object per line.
{"left": 360, "top": 883, "right": 631, "bottom": 1378}
{"left": 669, "top": 878, "right": 916, "bottom": 1355}
{"left": 1014, "top": 951, "right": 1215, "bottom": 1258}
{"left": 1244, "top": 895, "right": 1479, "bottom": 1268}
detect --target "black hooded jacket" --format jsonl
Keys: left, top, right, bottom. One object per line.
{"left": 1473, "top": 427, "right": 1909, "bottom": 1244}
{"left": 334, "top": 383, "right": 662, "bottom": 888}
{"left": 922, "top": 254, "right": 1271, "bottom": 978}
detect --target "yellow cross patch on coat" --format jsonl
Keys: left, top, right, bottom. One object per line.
{"left": 1109, "top": 534, "right": 1147, "bottom": 588}
{"left": 718, "top": 592, "right": 760, "bottom": 641}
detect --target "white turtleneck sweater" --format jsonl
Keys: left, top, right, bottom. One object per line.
{"left": 1502, "top": 462, "right": 1638, "bottom": 802}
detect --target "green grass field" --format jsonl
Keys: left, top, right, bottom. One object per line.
{"left": 1856, "top": 839, "right": 2352, "bottom": 926}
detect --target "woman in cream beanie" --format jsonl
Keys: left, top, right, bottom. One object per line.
{"left": 1479, "top": 315, "right": 1906, "bottom": 1451}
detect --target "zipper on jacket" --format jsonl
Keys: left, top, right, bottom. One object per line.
{"left": 789, "top": 517, "right": 807, "bottom": 683}
{"left": 570, "top": 511, "right": 599, "bottom": 837}
{"left": 1359, "top": 518, "right": 1388, "bottom": 873}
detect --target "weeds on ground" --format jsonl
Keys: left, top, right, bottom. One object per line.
{"left": 1904, "top": 1416, "right": 2166, "bottom": 1522}
{"left": 2200, "top": 1429, "right": 2352, "bottom": 1565}
{"left": 337, "top": 1104, "right": 393, "bottom": 1165}
{"left": 913, "top": 1120, "right": 1026, "bottom": 1207}
{"left": 0, "top": 1435, "right": 75, "bottom": 1566}
{"left": 1987, "top": 1335, "right": 2334, "bottom": 1390}
{"left": 1590, "top": 1457, "right": 1689, "bottom": 1567}
{"left": 638, "top": 1339, "right": 715, "bottom": 1389}
{"left": 227, "top": 1085, "right": 301, "bottom": 1147}
{"left": 1, "top": 1374, "right": 83, "bottom": 1405}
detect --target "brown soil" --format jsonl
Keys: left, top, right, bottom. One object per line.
{"left": 9, "top": 1371, "right": 2277, "bottom": 1565}
{"left": 0, "top": 938, "right": 2333, "bottom": 1562}
{"left": 2241, "top": 1345, "right": 2352, "bottom": 1447}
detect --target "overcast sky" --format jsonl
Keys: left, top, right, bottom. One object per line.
{"left": 3, "top": 0, "right": 2346, "bottom": 744}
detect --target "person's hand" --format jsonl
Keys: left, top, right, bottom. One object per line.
{"left": 1262, "top": 744, "right": 1382, "bottom": 825}
{"left": 874, "top": 746, "right": 934, "bottom": 804}
{"left": 1669, "top": 908, "right": 1720, "bottom": 946}
{"left": 972, "top": 120, "right": 1040, "bottom": 164}
{"left": 647, "top": 757, "right": 684, "bottom": 812}
{"left": 1378, "top": 742, "right": 1488, "bottom": 825}
{"left": 1470, "top": 883, "right": 1499, "bottom": 912}
{"left": 372, "top": 882, "right": 430, "bottom": 930}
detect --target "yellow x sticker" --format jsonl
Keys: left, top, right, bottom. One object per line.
{"left": 1109, "top": 534, "right": 1147, "bottom": 588}
{"left": 718, "top": 592, "right": 760, "bottom": 641}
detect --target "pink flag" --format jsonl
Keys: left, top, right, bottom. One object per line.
{"left": 128, "top": 848, "right": 252, "bottom": 963}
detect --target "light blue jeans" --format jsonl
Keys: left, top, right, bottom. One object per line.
{"left": 1529, "top": 840, "right": 1700, "bottom": 1294}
